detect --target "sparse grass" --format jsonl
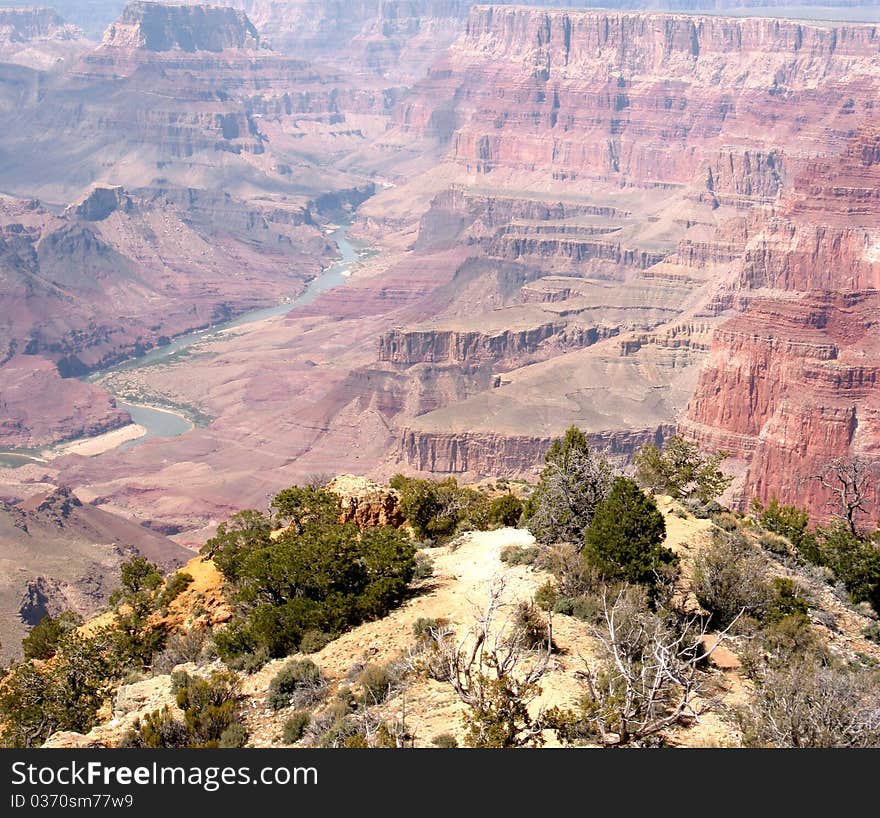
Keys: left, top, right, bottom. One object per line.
{"left": 500, "top": 545, "right": 540, "bottom": 565}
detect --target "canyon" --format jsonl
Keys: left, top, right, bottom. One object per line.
{"left": 2, "top": 1, "right": 880, "bottom": 643}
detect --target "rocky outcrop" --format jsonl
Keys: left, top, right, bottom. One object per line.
{"left": 66, "top": 185, "right": 133, "bottom": 222}
{"left": 102, "top": 2, "right": 260, "bottom": 52}
{"left": 325, "top": 474, "right": 404, "bottom": 528}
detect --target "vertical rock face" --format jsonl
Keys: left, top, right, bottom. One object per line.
{"left": 0, "top": 6, "right": 89, "bottom": 68}
{"left": 684, "top": 125, "right": 880, "bottom": 522}
{"left": 102, "top": 2, "right": 260, "bottom": 52}
{"left": 0, "top": 7, "right": 83, "bottom": 41}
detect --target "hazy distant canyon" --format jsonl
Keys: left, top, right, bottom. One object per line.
{"left": 1, "top": 0, "right": 880, "bottom": 652}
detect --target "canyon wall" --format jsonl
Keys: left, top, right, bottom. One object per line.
{"left": 684, "top": 125, "right": 880, "bottom": 523}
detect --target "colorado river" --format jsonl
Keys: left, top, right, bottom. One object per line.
{"left": 0, "top": 222, "right": 361, "bottom": 466}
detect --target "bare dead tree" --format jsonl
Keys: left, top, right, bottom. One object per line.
{"left": 434, "top": 575, "right": 554, "bottom": 747}
{"left": 816, "top": 457, "right": 879, "bottom": 536}
{"left": 576, "top": 587, "right": 740, "bottom": 747}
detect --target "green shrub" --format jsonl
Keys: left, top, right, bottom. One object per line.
{"left": 413, "top": 552, "right": 434, "bottom": 581}
{"left": 766, "top": 578, "right": 809, "bottom": 624}
{"left": 691, "top": 531, "right": 774, "bottom": 628}
{"left": 358, "top": 663, "right": 392, "bottom": 704}
{"left": 175, "top": 671, "right": 243, "bottom": 748}
{"left": 582, "top": 477, "right": 676, "bottom": 588}
{"left": 299, "top": 629, "right": 333, "bottom": 655}
{"left": 752, "top": 497, "right": 811, "bottom": 549}
{"left": 219, "top": 722, "right": 248, "bottom": 748}
{"left": 488, "top": 494, "right": 524, "bottom": 528}
{"left": 431, "top": 733, "right": 458, "bottom": 748}
{"left": 120, "top": 706, "right": 190, "bottom": 749}
{"left": 1, "top": 632, "right": 115, "bottom": 747}
{"left": 814, "top": 524, "right": 880, "bottom": 612}
{"left": 206, "top": 487, "right": 416, "bottom": 661}
{"left": 534, "top": 580, "right": 558, "bottom": 611}
{"left": 159, "top": 571, "right": 194, "bottom": 608}
{"left": 522, "top": 426, "right": 614, "bottom": 544}
{"left": 267, "top": 659, "right": 325, "bottom": 710}
{"left": 282, "top": 711, "right": 311, "bottom": 744}
{"left": 633, "top": 435, "right": 732, "bottom": 503}
{"left": 500, "top": 545, "right": 540, "bottom": 565}
{"left": 21, "top": 610, "right": 83, "bottom": 660}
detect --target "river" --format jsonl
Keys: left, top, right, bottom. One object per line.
{"left": 0, "top": 222, "right": 361, "bottom": 467}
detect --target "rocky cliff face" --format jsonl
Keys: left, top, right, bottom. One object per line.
{"left": 376, "top": 6, "right": 880, "bottom": 502}
{"left": 0, "top": 6, "right": 89, "bottom": 68}
{"left": 0, "top": 7, "right": 83, "bottom": 41}
{"left": 102, "top": 1, "right": 260, "bottom": 51}
{"left": 684, "top": 125, "right": 880, "bottom": 521}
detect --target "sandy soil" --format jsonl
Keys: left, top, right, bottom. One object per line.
{"left": 50, "top": 423, "right": 147, "bottom": 458}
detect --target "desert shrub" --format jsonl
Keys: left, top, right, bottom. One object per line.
{"left": 861, "top": 622, "right": 880, "bottom": 644}
{"left": 752, "top": 497, "right": 811, "bottom": 550}
{"left": 412, "top": 617, "right": 447, "bottom": 643}
{"left": 534, "top": 580, "right": 558, "bottom": 611}
{"left": 691, "top": 531, "right": 774, "bottom": 628}
{"left": 431, "top": 733, "right": 458, "bottom": 748}
{"left": 123, "top": 674, "right": 247, "bottom": 749}
{"left": 512, "top": 601, "right": 552, "bottom": 651}
{"left": 206, "top": 487, "right": 416, "bottom": 661}
{"left": 408, "top": 619, "right": 454, "bottom": 682}
{"left": 566, "top": 593, "right": 605, "bottom": 624}
{"left": 299, "top": 629, "right": 333, "bottom": 655}
{"left": 159, "top": 571, "right": 194, "bottom": 608}
{"left": 21, "top": 610, "right": 83, "bottom": 660}
{"left": 282, "top": 710, "right": 311, "bottom": 744}
{"left": 713, "top": 512, "right": 740, "bottom": 532}
{"left": 153, "top": 627, "right": 214, "bottom": 674}
{"left": 758, "top": 531, "right": 792, "bottom": 556}
{"left": 358, "top": 663, "right": 392, "bottom": 704}
{"left": 813, "top": 524, "right": 880, "bottom": 613}
{"left": 488, "top": 493, "right": 524, "bottom": 528}
{"left": 737, "top": 658, "right": 880, "bottom": 747}
{"left": 267, "top": 659, "right": 326, "bottom": 710}
{"left": 500, "top": 544, "right": 540, "bottom": 565}
{"left": 413, "top": 552, "right": 434, "bottom": 581}
{"left": 582, "top": 477, "right": 676, "bottom": 588}
{"left": 315, "top": 716, "right": 363, "bottom": 748}
{"left": 766, "top": 577, "right": 809, "bottom": 624}
{"left": 109, "top": 556, "right": 163, "bottom": 607}
{"left": 390, "top": 475, "right": 488, "bottom": 541}
{"left": 219, "top": 722, "right": 248, "bottom": 748}
{"left": 522, "top": 426, "right": 615, "bottom": 545}
{"left": 120, "top": 706, "right": 189, "bottom": 748}
{"left": 633, "top": 435, "right": 732, "bottom": 504}
{"left": 174, "top": 671, "right": 244, "bottom": 748}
